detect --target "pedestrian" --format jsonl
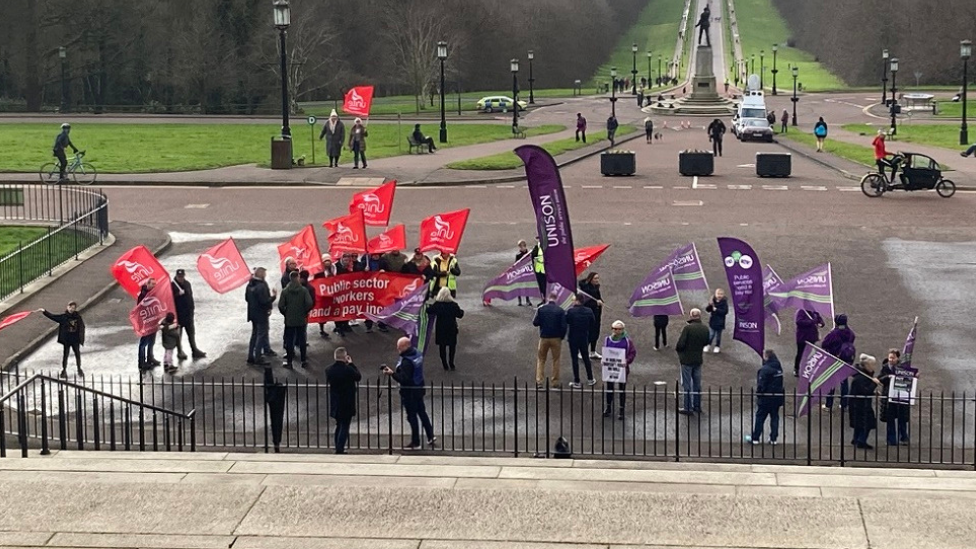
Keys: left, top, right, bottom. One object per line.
{"left": 427, "top": 287, "right": 464, "bottom": 371}
{"left": 171, "top": 269, "right": 206, "bottom": 361}
{"left": 382, "top": 337, "right": 436, "bottom": 450}
{"left": 675, "top": 308, "right": 710, "bottom": 414}
{"left": 246, "top": 267, "right": 278, "bottom": 366}
{"left": 822, "top": 314, "right": 856, "bottom": 411}
{"left": 348, "top": 118, "right": 368, "bottom": 169}
{"left": 515, "top": 239, "right": 533, "bottom": 307}
{"left": 793, "top": 309, "right": 825, "bottom": 376}
{"left": 325, "top": 347, "right": 361, "bottom": 454}
{"left": 319, "top": 109, "right": 345, "bottom": 168}
{"left": 653, "top": 313, "right": 669, "bottom": 351}
{"left": 766, "top": 111, "right": 776, "bottom": 127}
{"left": 872, "top": 129, "right": 893, "bottom": 180}
{"left": 359, "top": 254, "right": 390, "bottom": 333}
{"left": 575, "top": 113, "right": 587, "bottom": 143}
{"left": 38, "top": 301, "right": 85, "bottom": 378}
{"left": 879, "top": 349, "right": 910, "bottom": 446}
{"left": 606, "top": 114, "right": 619, "bottom": 146}
{"left": 704, "top": 288, "right": 728, "bottom": 353}
{"left": 530, "top": 237, "right": 546, "bottom": 300}
{"left": 159, "top": 312, "right": 180, "bottom": 374}
{"left": 533, "top": 291, "right": 567, "bottom": 388}
{"left": 136, "top": 279, "right": 160, "bottom": 371}
{"left": 814, "top": 116, "right": 828, "bottom": 152}
{"left": 429, "top": 249, "right": 460, "bottom": 299}
{"left": 334, "top": 253, "right": 363, "bottom": 336}
{"left": 602, "top": 320, "right": 637, "bottom": 420}
{"left": 745, "top": 349, "right": 785, "bottom": 445}
{"left": 566, "top": 293, "right": 596, "bottom": 388}
{"left": 278, "top": 270, "right": 314, "bottom": 369}
{"left": 52, "top": 122, "right": 80, "bottom": 183}
{"left": 707, "top": 118, "right": 726, "bottom": 157}
{"left": 411, "top": 124, "right": 437, "bottom": 153}
{"left": 280, "top": 259, "right": 298, "bottom": 291}
{"left": 724, "top": 79, "right": 729, "bottom": 94}
{"left": 961, "top": 142, "right": 976, "bottom": 157}
{"left": 382, "top": 248, "right": 407, "bottom": 274}
{"left": 402, "top": 248, "right": 434, "bottom": 279}
{"left": 637, "top": 87, "right": 644, "bottom": 107}
{"left": 644, "top": 116, "right": 654, "bottom": 144}
{"left": 849, "top": 353, "right": 881, "bottom": 450}
{"left": 313, "top": 256, "right": 336, "bottom": 339}
{"left": 780, "top": 109, "right": 789, "bottom": 133}
{"left": 578, "top": 272, "right": 604, "bottom": 359}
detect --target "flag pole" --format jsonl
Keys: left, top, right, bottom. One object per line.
{"left": 827, "top": 262, "right": 835, "bottom": 320}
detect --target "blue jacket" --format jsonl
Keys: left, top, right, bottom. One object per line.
{"left": 393, "top": 347, "right": 425, "bottom": 394}
{"left": 756, "top": 356, "right": 785, "bottom": 407}
{"left": 533, "top": 302, "right": 567, "bottom": 339}
{"left": 706, "top": 297, "right": 728, "bottom": 330}
{"left": 565, "top": 304, "right": 595, "bottom": 341}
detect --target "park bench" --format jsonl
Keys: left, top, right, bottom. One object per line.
{"left": 407, "top": 135, "right": 428, "bottom": 154}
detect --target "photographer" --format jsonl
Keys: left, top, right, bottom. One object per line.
{"left": 382, "top": 337, "right": 435, "bottom": 450}
{"left": 325, "top": 347, "right": 361, "bottom": 454}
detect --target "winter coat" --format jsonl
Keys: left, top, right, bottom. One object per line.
{"left": 160, "top": 322, "right": 180, "bottom": 350}
{"left": 707, "top": 120, "right": 726, "bottom": 139}
{"left": 320, "top": 119, "right": 345, "bottom": 157}
{"left": 794, "top": 310, "right": 824, "bottom": 345}
{"left": 578, "top": 280, "right": 603, "bottom": 319}
{"left": 171, "top": 279, "right": 195, "bottom": 322}
{"left": 822, "top": 326, "right": 856, "bottom": 363}
{"left": 756, "top": 356, "right": 785, "bottom": 408}
{"left": 848, "top": 367, "right": 878, "bottom": 431}
{"left": 277, "top": 281, "right": 313, "bottom": 327}
{"left": 879, "top": 359, "right": 911, "bottom": 422}
{"left": 245, "top": 277, "right": 275, "bottom": 323}
{"left": 675, "top": 318, "right": 710, "bottom": 366}
{"left": 393, "top": 347, "right": 426, "bottom": 399}
{"left": 382, "top": 251, "right": 407, "bottom": 273}
{"left": 653, "top": 314, "right": 669, "bottom": 328}
{"left": 706, "top": 297, "right": 728, "bottom": 330}
{"left": 348, "top": 125, "right": 368, "bottom": 151}
{"left": 565, "top": 304, "right": 595, "bottom": 342}
{"left": 427, "top": 301, "right": 464, "bottom": 347}
{"left": 606, "top": 117, "right": 619, "bottom": 132}
{"left": 43, "top": 310, "right": 85, "bottom": 346}
{"left": 533, "top": 302, "right": 567, "bottom": 339}
{"left": 325, "top": 360, "right": 362, "bottom": 420}
{"left": 603, "top": 333, "right": 637, "bottom": 373}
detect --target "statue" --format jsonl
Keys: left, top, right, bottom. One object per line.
{"left": 695, "top": 6, "right": 711, "bottom": 47}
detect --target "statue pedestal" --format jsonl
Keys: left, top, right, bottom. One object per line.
{"left": 689, "top": 46, "right": 719, "bottom": 100}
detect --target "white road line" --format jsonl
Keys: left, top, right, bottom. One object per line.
{"left": 801, "top": 186, "right": 828, "bottom": 191}
{"left": 692, "top": 176, "right": 699, "bottom": 189}
{"left": 624, "top": 222, "right": 633, "bottom": 226}
{"left": 837, "top": 187, "right": 860, "bottom": 192}
{"left": 728, "top": 185, "right": 753, "bottom": 190}
{"left": 465, "top": 185, "right": 487, "bottom": 188}
{"left": 673, "top": 186, "right": 690, "bottom": 189}
{"left": 498, "top": 185, "right": 515, "bottom": 189}
{"left": 673, "top": 200, "right": 704, "bottom": 207}
{"left": 737, "top": 163, "right": 756, "bottom": 168}
{"left": 739, "top": 223, "right": 749, "bottom": 227}
{"left": 184, "top": 204, "right": 210, "bottom": 209}
{"left": 643, "top": 185, "right": 663, "bottom": 189}
{"left": 581, "top": 185, "right": 603, "bottom": 189}
{"left": 762, "top": 185, "right": 789, "bottom": 191}
{"left": 696, "top": 184, "right": 717, "bottom": 190}
{"left": 613, "top": 185, "right": 633, "bottom": 189}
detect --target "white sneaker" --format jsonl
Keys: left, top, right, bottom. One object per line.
{"left": 769, "top": 439, "right": 779, "bottom": 446}
{"left": 744, "top": 435, "right": 760, "bottom": 445}
{"left": 713, "top": 346, "right": 721, "bottom": 354}
{"left": 591, "top": 352, "right": 602, "bottom": 359}
{"left": 568, "top": 382, "right": 582, "bottom": 389}
{"left": 587, "top": 379, "right": 597, "bottom": 387}
{"left": 703, "top": 345, "right": 711, "bottom": 353}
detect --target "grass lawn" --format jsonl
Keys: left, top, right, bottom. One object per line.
{"left": 780, "top": 132, "right": 875, "bottom": 167}
{"left": 446, "top": 126, "right": 635, "bottom": 170}
{"left": 0, "top": 123, "right": 564, "bottom": 173}
{"left": 843, "top": 123, "right": 968, "bottom": 152}
{"left": 0, "top": 225, "right": 100, "bottom": 299}
{"left": 302, "top": 89, "right": 579, "bottom": 117}
{"left": 0, "top": 226, "right": 48, "bottom": 257}
{"left": 935, "top": 101, "right": 969, "bottom": 119}
{"left": 732, "top": 0, "right": 846, "bottom": 91}
{"left": 589, "top": 0, "right": 687, "bottom": 89}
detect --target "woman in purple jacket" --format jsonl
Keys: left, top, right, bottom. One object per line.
{"left": 793, "top": 309, "right": 825, "bottom": 377}
{"left": 821, "top": 314, "right": 856, "bottom": 410}
{"left": 602, "top": 320, "right": 637, "bottom": 421}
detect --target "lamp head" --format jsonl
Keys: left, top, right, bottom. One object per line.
{"left": 962, "top": 40, "right": 972, "bottom": 61}
{"left": 882, "top": 48, "right": 889, "bottom": 59}
{"left": 791, "top": 66, "right": 798, "bottom": 77}
{"left": 436, "top": 41, "right": 448, "bottom": 60}
{"left": 273, "top": 0, "right": 290, "bottom": 30}
{"left": 527, "top": 50, "right": 534, "bottom": 61}
{"left": 632, "top": 43, "right": 638, "bottom": 53}
{"left": 890, "top": 57, "right": 899, "bottom": 73}
{"left": 510, "top": 58, "right": 519, "bottom": 73}
{"left": 610, "top": 66, "right": 617, "bottom": 78}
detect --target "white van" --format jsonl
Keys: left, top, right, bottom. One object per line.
{"left": 731, "top": 90, "right": 771, "bottom": 141}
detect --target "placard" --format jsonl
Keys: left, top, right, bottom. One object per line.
{"left": 601, "top": 346, "right": 627, "bottom": 383}
{"left": 887, "top": 366, "right": 918, "bottom": 406}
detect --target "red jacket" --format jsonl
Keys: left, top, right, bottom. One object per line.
{"left": 872, "top": 135, "right": 888, "bottom": 160}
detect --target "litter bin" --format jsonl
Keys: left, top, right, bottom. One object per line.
{"left": 270, "top": 137, "right": 293, "bottom": 170}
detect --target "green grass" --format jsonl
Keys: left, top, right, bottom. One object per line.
{"left": 589, "top": 0, "right": 687, "bottom": 89}
{"left": 733, "top": 0, "right": 846, "bottom": 91}
{"left": 0, "top": 226, "right": 48, "bottom": 257}
{"left": 843, "top": 123, "right": 968, "bottom": 152}
{"left": 445, "top": 126, "right": 635, "bottom": 170}
{"left": 301, "top": 89, "right": 579, "bottom": 117}
{"left": 935, "top": 101, "right": 968, "bottom": 118}
{"left": 0, "top": 225, "right": 100, "bottom": 299}
{"left": 0, "top": 123, "right": 564, "bottom": 173}
{"left": 779, "top": 132, "right": 876, "bottom": 167}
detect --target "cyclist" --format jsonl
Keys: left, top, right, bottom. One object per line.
{"left": 53, "top": 123, "right": 79, "bottom": 183}
{"left": 871, "top": 129, "right": 900, "bottom": 183}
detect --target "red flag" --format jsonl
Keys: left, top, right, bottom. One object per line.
{"left": 196, "top": 238, "right": 251, "bottom": 294}
{"left": 343, "top": 86, "right": 374, "bottom": 117}
{"left": 323, "top": 211, "right": 368, "bottom": 255}
{"left": 0, "top": 311, "right": 32, "bottom": 332}
{"left": 111, "top": 245, "right": 170, "bottom": 298}
{"left": 277, "top": 225, "right": 324, "bottom": 274}
{"left": 367, "top": 224, "right": 407, "bottom": 254}
{"left": 574, "top": 244, "right": 611, "bottom": 276}
{"left": 349, "top": 180, "right": 397, "bottom": 226}
{"left": 418, "top": 209, "right": 470, "bottom": 254}
{"left": 129, "top": 281, "right": 177, "bottom": 336}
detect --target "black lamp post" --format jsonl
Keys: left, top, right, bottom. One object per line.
{"left": 657, "top": 55, "right": 662, "bottom": 85}
{"left": 771, "top": 44, "right": 778, "bottom": 95}
{"left": 59, "top": 46, "right": 68, "bottom": 113}
{"left": 527, "top": 50, "right": 535, "bottom": 104}
{"left": 751, "top": 54, "right": 755, "bottom": 76}
{"left": 273, "top": 0, "right": 291, "bottom": 139}
{"left": 881, "top": 49, "right": 889, "bottom": 105}
{"left": 760, "top": 50, "right": 765, "bottom": 90}
{"left": 609, "top": 66, "right": 618, "bottom": 117}
{"left": 631, "top": 43, "right": 638, "bottom": 94}
{"left": 961, "top": 39, "right": 971, "bottom": 145}
{"left": 791, "top": 65, "right": 799, "bottom": 126}
{"left": 510, "top": 58, "right": 519, "bottom": 131}
{"left": 437, "top": 41, "right": 448, "bottom": 143}
{"left": 647, "top": 51, "right": 652, "bottom": 88}
{"left": 890, "top": 57, "right": 899, "bottom": 135}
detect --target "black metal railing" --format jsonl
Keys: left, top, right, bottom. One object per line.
{"left": 0, "top": 184, "right": 109, "bottom": 301}
{"left": 2, "top": 371, "right": 973, "bottom": 468}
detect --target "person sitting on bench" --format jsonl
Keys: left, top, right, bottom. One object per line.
{"left": 412, "top": 124, "right": 437, "bottom": 153}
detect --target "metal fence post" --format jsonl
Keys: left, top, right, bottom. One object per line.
{"left": 386, "top": 377, "right": 394, "bottom": 455}
{"left": 513, "top": 378, "right": 519, "bottom": 458}
{"left": 40, "top": 379, "right": 50, "bottom": 455}
{"left": 674, "top": 380, "right": 680, "bottom": 462}
{"left": 18, "top": 393, "right": 29, "bottom": 458}
{"left": 806, "top": 387, "right": 813, "bottom": 466}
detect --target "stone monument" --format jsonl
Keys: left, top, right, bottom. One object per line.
{"left": 648, "top": 44, "right": 735, "bottom": 115}
{"left": 690, "top": 45, "right": 719, "bottom": 100}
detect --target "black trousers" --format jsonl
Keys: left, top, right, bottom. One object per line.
{"left": 654, "top": 326, "right": 667, "bottom": 348}
{"left": 605, "top": 382, "right": 627, "bottom": 411}
{"left": 61, "top": 342, "right": 81, "bottom": 370}
{"left": 794, "top": 340, "right": 807, "bottom": 375}
{"left": 54, "top": 149, "right": 68, "bottom": 179}
{"left": 334, "top": 417, "right": 352, "bottom": 453}
{"left": 403, "top": 392, "right": 434, "bottom": 446}
{"left": 569, "top": 336, "right": 592, "bottom": 383}
{"left": 712, "top": 137, "right": 723, "bottom": 157}
{"left": 178, "top": 320, "right": 199, "bottom": 353}
{"left": 534, "top": 272, "right": 546, "bottom": 298}
{"left": 438, "top": 343, "right": 456, "bottom": 370}
{"left": 588, "top": 309, "right": 602, "bottom": 352}
{"left": 576, "top": 129, "right": 586, "bottom": 142}
{"left": 422, "top": 136, "right": 436, "bottom": 152}
{"left": 283, "top": 326, "right": 308, "bottom": 363}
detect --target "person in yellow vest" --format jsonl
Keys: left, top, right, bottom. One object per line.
{"left": 430, "top": 249, "right": 461, "bottom": 298}
{"left": 530, "top": 236, "right": 546, "bottom": 301}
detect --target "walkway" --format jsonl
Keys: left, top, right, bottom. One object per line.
{"left": 0, "top": 451, "right": 974, "bottom": 548}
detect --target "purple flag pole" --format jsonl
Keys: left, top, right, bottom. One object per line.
{"left": 717, "top": 237, "right": 764, "bottom": 358}
{"left": 657, "top": 243, "right": 709, "bottom": 292}
{"left": 482, "top": 254, "right": 538, "bottom": 303}
{"left": 517, "top": 145, "right": 577, "bottom": 294}
{"left": 628, "top": 268, "right": 684, "bottom": 317}
{"left": 767, "top": 263, "right": 834, "bottom": 320}
{"left": 795, "top": 343, "right": 860, "bottom": 417}
{"left": 762, "top": 265, "right": 785, "bottom": 336}
{"left": 902, "top": 316, "right": 918, "bottom": 368}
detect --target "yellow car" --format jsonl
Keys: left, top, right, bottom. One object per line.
{"left": 476, "top": 96, "right": 528, "bottom": 113}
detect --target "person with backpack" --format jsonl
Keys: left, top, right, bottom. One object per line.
{"left": 813, "top": 117, "right": 828, "bottom": 152}
{"left": 821, "top": 314, "right": 856, "bottom": 411}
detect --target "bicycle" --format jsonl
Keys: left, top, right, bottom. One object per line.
{"left": 39, "top": 151, "right": 97, "bottom": 185}
{"left": 860, "top": 151, "right": 955, "bottom": 198}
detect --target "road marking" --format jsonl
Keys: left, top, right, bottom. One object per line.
{"left": 465, "top": 185, "right": 487, "bottom": 188}
{"left": 837, "top": 187, "right": 860, "bottom": 192}
{"left": 728, "top": 185, "right": 752, "bottom": 190}
{"left": 498, "top": 185, "right": 515, "bottom": 189}
{"left": 696, "top": 183, "right": 717, "bottom": 190}
{"left": 184, "top": 203, "right": 210, "bottom": 209}
{"left": 581, "top": 185, "right": 603, "bottom": 189}
{"left": 624, "top": 222, "right": 632, "bottom": 226}
{"left": 739, "top": 223, "right": 749, "bottom": 227}
{"left": 762, "top": 185, "right": 789, "bottom": 191}
{"left": 692, "top": 176, "right": 699, "bottom": 189}
{"left": 643, "top": 185, "right": 663, "bottom": 189}
{"left": 673, "top": 185, "right": 690, "bottom": 189}
{"left": 336, "top": 177, "right": 385, "bottom": 186}
{"left": 673, "top": 200, "right": 703, "bottom": 207}
{"left": 613, "top": 185, "right": 633, "bottom": 189}
{"left": 737, "top": 163, "right": 756, "bottom": 168}
{"left": 801, "top": 186, "right": 828, "bottom": 191}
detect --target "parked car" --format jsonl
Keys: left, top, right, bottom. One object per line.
{"left": 737, "top": 119, "right": 774, "bottom": 142}
{"left": 476, "top": 96, "right": 527, "bottom": 113}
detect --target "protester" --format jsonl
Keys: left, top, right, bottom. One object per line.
{"left": 676, "top": 308, "right": 710, "bottom": 414}
{"left": 766, "top": 111, "right": 776, "bottom": 127}
{"left": 879, "top": 349, "right": 910, "bottom": 446}
{"left": 246, "top": 267, "right": 277, "bottom": 366}
{"left": 530, "top": 237, "right": 546, "bottom": 300}
{"left": 602, "top": 320, "right": 637, "bottom": 420}
{"left": 822, "top": 314, "right": 856, "bottom": 411}
{"left": 334, "top": 254, "right": 363, "bottom": 336}
{"left": 325, "top": 347, "right": 361, "bottom": 454}
{"left": 575, "top": 113, "right": 587, "bottom": 143}
{"left": 52, "top": 123, "right": 79, "bottom": 183}
{"left": 533, "top": 291, "right": 567, "bottom": 388}
{"left": 707, "top": 118, "right": 726, "bottom": 157}
{"left": 38, "top": 301, "right": 85, "bottom": 378}
{"left": 359, "top": 254, "right": 390, "bottom": 333}
{"left": 313, "top": 256, "right": 336, "bottom": 339}
{"left": 348, "top": 118, "right": 368, "bottom": 169}
{"left": 813, "top": 116, "right": 828, "bottom": 152}
{"left": 780, "top": 109, "right": 789, "bottom": 133}
{"left": 566, "top": 293, "right": 596, "bottom": 388}
{"left": 704, "top": 288, "right": 728, "bottom": 353}
{"left": 653, "top": 314, "right": 669, "bottom": 351}
{"left": 281, "top": 259, "right": 298, "bottom": 290}
{"left": 278, "top": 270, "right": 314, "bottom": 369}
{"left": 159, "top": 312, "right": 180, "bottom": 374}
{"left": 745, "top": 349, "right": 785, "bottom": 445}
{"left": 382, "top": 249, "right": 407, "bottom": 274}
{"left": 578, "top": 272, "right": 604, "bottom": 359}
{"left": 430, "top": 249, "right": 460, "bottom": 299}
{"left": 319, "top": 109, "right": 345, "bottom": 168}
{"left": 644, "top": 116, "right": 654, "bottom": 144}
{"left": 515, "top": 239, "right": 533, "bottom": 307}
{"left": 427, "top": 287, "right": 464, "bottom": 371}
{"left": 136, "top": 279, "right": 160, "bottom": 371}
{"left": 412, "top": 124, "right": 437, "bottom": 153}
{"left": 402, "top": 248, "right": 434, "bottom": 280}
{"left": 606, "top": 115, "right": 619, "bottom": 146}
{"left": 849, "top": 353, "right": 881, "bottom": 450}
{"left": 383, "top": 337, "right": 436, "bottom": 450}
{"left": 794, "top": 309, "right": 825, "bottom": 376}
{"left": 171, "top": 269, "right": 206, "bottom": 361}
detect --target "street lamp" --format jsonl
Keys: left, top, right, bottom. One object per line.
{"left": 58, "top": 46, "right": 68, "bottom": 113}
{"left": 647, "top": 51, "right": 652, "bottom": 89}
{"left": 610, "top": 66, "right": 618, "bottom": 117}
{"left": 889, "top": 57, "right": 899, "bottom": 135}
{"left": 527, "top": 50, "right": 535, "bottom": 105}
{"left": 771, "top": 44, "right": 778, "bottom": 95}
{"left": 961, "top": 39, "right": 971, "bottom": 145}
{"left": 273, "top": 0, "right": 291, "bottom": 139}
{"left": 437, "top": 41, "right": 448, "bottom": 143}
{"left": 658, "top": 54, "right": 662, "bottom": 84}
{"left": 631, "top": 43, "right": 638, "bottom": 95}
{"left": 751, "top": 54, "right": 755, "bottom": 76}
{"left": 881, "top": 49, "right": 889, "bottom": 105}
{"left": 760, "top": 50, "right": 765, "bottom": 90}
{"left": 510, "top": 58, "right": 519, "bottom": 131}
{"left": 791, "top": 65, "right": 799, "bottom": 126}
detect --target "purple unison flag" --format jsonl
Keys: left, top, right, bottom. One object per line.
{"left": 902, "top": 317, "right": 918, "bottom": 368}
{"left": 795, "top": 343, "right": 858, "bottom": 416}
{"left": 762, "top": 265, "right": 785, "bottom": 335}
{"left": 629, "top": 269, "right": 684, "bottom": 317}
{"left": 717, "top": 237, "right": 764, "bottom": 358}
{"left": 657, "top": 243, "right": 709, "bottom": 291}
{"left": 767, "top": 263, "right": 835, "bottom": 320}
{"left": 364, "top": 285, "right": 427, "bottom": 336}
{"left": 482, "top": 254, "right": 537, "bottom": 303}
{"left": 516, "top": 145, "right": 577, "bottom": 294}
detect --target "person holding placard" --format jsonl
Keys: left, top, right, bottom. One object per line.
{"left": 602, "top": 320, "right": 637, "bottom": 421}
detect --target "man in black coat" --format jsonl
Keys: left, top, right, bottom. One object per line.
{"left": 565, "top": 294, "right": 596, "bottom": 388}
{"left": 325, "top": 347, "right": 362, "bottom": 454}
{"left": 172, "top": 269, "right": 206, "bottom": 360}
{"left": 38, "top": 301, "right": 86, "bottom": 378}
{"left": 707, "top": 118, "right": 726, "bottom": 157}
{"left": 246, "top": 267, "right": 278, "bottom": 365}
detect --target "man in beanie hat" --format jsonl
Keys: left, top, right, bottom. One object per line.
{"left": 319, "top": 109, "right": 345, "bottom": 168}
{"left": 821, "top": 314, "right": 856, "bottom": 411}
